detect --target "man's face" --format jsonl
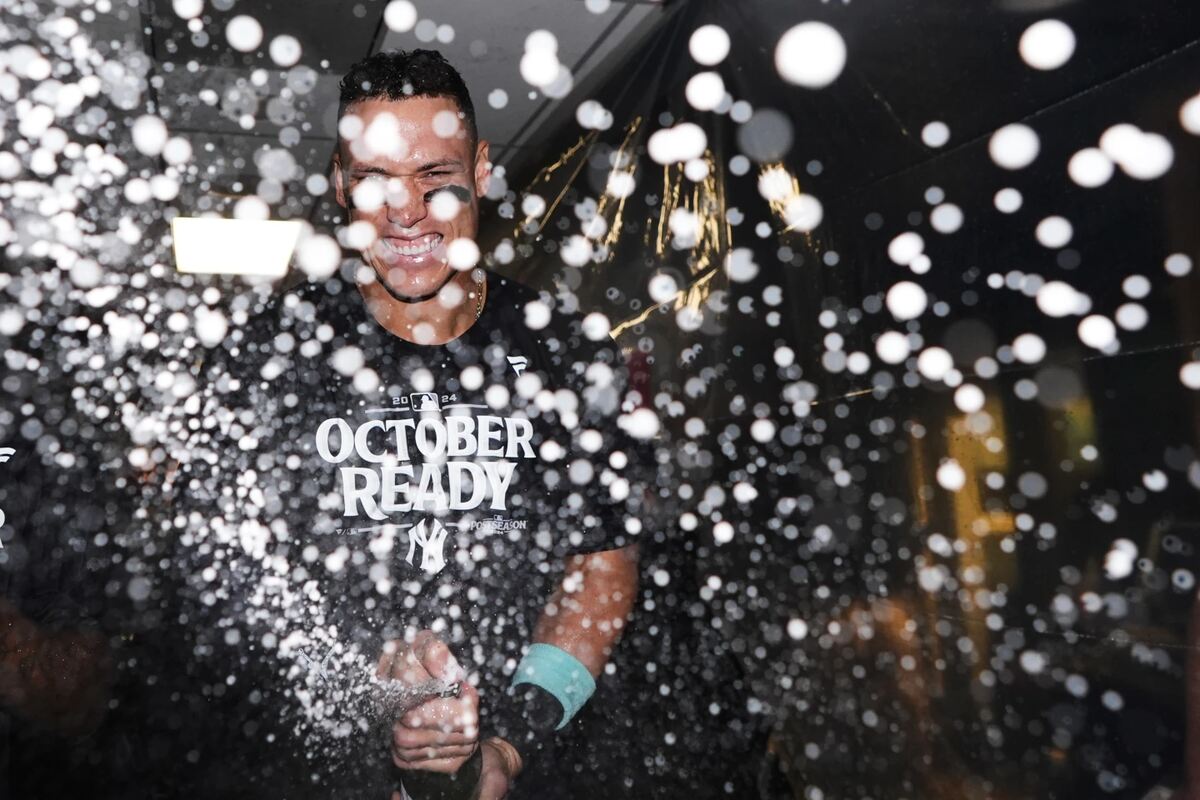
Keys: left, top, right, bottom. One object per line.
{"left": 333, "top": 95, "right": 489, "bottom": 300}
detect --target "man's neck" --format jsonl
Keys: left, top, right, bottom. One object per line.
{"left": 357, "top": 270, "right": 484, "bottom": 345}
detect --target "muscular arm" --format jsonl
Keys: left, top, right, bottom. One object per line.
{"left": 532, "top": 544, "right": 639, "bottom": 678}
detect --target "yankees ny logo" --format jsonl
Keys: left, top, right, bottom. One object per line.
{"left": 406, "top": 517, "right": 449, "bottom": 574}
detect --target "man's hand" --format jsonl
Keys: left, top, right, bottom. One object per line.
{"left": 476, "top": 737, "right": 523, "bottom": 800}
{"left": 376, "top": 630, "right": 479, "bottom": 773}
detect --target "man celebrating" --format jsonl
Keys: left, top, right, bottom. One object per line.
{"left": 209, "top": 49, "right": 640, "bottom": 798}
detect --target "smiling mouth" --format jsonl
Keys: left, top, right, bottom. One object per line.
{"left": 381, "top": 233, "right": 443, "bottom": 258}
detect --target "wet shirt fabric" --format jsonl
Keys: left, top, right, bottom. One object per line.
{"left": 187, "top": 271, "right": 634, "bottom": 787}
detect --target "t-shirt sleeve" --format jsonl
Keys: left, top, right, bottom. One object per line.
{"left": 550, "top": 334, "right": 648, "bottom": 558}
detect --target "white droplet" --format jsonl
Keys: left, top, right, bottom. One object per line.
{"left": 1036, "top": 280, "right": 1085, "bottom": 317}
{"left": 1068, "top": 147, "right": 1114, "bottom": 188}
{"left": 432, "top": 109, "right": 460, "bottom": 138}
{"left": 383, "top": 0, "right": 417, "bottom": 32}
{"left": 917, "top": 347, "right": 954, "bottom": 381}
{"left": 1019, "top": 650, "right": 1048, "bottom": 675}
{"left": 69, "top": 259, "right": 102, "bottom": 288}
{"left": 690, "top": 25, "right": 731, "bottom": 66}
{"left": 225, "top": 15, "right": 263, "bottom": 53}
{"left": 787, "top": 618, "right": 808, "bottom": 640}
{"left": 351, "top": 178, "right": 385, "bottom": 212}
{"left": 724, "top": 248, "right": 759, "bottom": 283}
{"left": 684, "top": 158, "right": 709, "bottom": 182}
{"left": 1103, "top": 126, "right": 1174, "bottom": 180}
{"left": 488, "top": 89, "right": 509, "bottom": 110}
{"left": 648, "top": 273, "right": 678, "bottom": 304}
{"left": 576, "top": 99, "right": 612, "bottom": 131}
{"left": 954, "top": 384, "right": 985, "bottom": 413}
{"left": 686, "top": 72, "right": 725, "bottom": 112}
{"left": 1104, "top": 539, "right": 1137, "bottom": 580}
{"left": 713, "top": 520, "right": 734, "bottom": 544}
{"left": 1181, "top": 93, "right": 1200, "bottom": 135}
{"left": 521, "top": 194, "right": 547, "bottom": 219}
{"left": 648, "top": 123, "right": 708, "bottom": 165}
{"left": 1165, "top": 253, "right": 1193, "bottom": 277}
{"left": 1122, "top": 274, "right": 1151, "bottom": 299}
{"left": 162, "top": 136, "right": 193, "bottom": 165}
{"left": 582, "top": 312, "right": 611, "bottom": 341}
{"left": 675, "top": 307, "right": 703, "bottom": 332}
{"left": 733, "top": 482, "right": 758, "bottom": 503}
{"left": 524, "top": 300, "right": 551, "bottom": 330}
{"left": 560, "top": 235, "right": 590, "bottom": 267}
{"left": 1099, "top": 123, "right": 1141, "bottom": 161}
{"left": 994, "top": 187, "right": 1023, "bottom": 213}
{"left": 1077, "top": 315, "right": 1116, "bottom": 350}
{"left": 172, "top": 0, "right": 203, "bottom": 19}
{"left": 1180, "top": 361, "right": 1200, "bottom": 390}
{"left": 446, "top": 238, "right": 479, "bottom": 270}
{"left": 1114, "top": 303, "right": 1147, "bottom": 331}
{"left": 525, "top": 29, "right": 559, "bottom": 54}
{"left": 1128, "top": 132, "right": 1175, "bottom": 180}
{"left": 783, "top": 194, "right": 823, "bottom": 232}
{"left": 937, "top": 460, "right": 967, "bottom": 491}
{"left": 1143, "top": 470, "right": 1169, "bottom": 492}
{"left": 194, "top": 307, "right": 228, "bottom": 348}
{"left": 124, "top": 178, "right": 151, "bottom": 204}
{"left": 485, "top": 383, "right": 510, "bottom": 410}
{"left": 922, "top": 121, "right": 950, "bottom": 148}
{"left": 885, "top": 281, "right": 927, "bottom": 321}
{"left": 757, "top": 166, "right": 793, "bottom": 202}
{"left": 331, "top": 346, "right": 365, "bottom": 376}
{"left": 520, "top": 49, "right": 561, "bottom": 89}
{"left": 989, "top": 124, "right": 1040, "bottom": 170}
{"left": 606, "top": 170, "right": 636, "bottom": 199}
{"left": 131, "top": 115, "right": 168, "bottom": 156}
{"left": 233, "top": 195, "right": 268, "bottom": 220}
{"left": 1019, "top": 19, "right": 1076, "bottom": 71}
{"left": 930, "top": 203, "right": 963, "bottom": 234}
{"left": 269, "top": 35, "right": 301, "bottom": 67}
{"left": 344, "top": 220, "right": 376, "bottom": 250}
{"left": 1035, "top": 216, "right": 1073, "bottom": 248}
{"left": 429, "top": 189, "right": 462, "bottom": 222}
{"left": 296, "top": 234, "right": 340, "bottom": 279}
{"left": 875, "top": 331, "right": 911, "bottom": 364}
{"left": 775, "top": 22, "right": 846, "bottom": 88}
{"left": 1012, "top": 333, "right": 1047, "bottom": 364}
{"left": 619, "top": 408, "right": 661, "bottom": 440}
{"left": 750, "top": 419, "right": 776, "bottom": 443}
{"left": 887, "top": 232, "right": 925, "bottom": 266}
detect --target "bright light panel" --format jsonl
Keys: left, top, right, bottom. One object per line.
{"left": 171, "top": 217, "right": 302, "bottom": 277}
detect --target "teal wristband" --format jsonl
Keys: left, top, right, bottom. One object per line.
{"left": 511, "top": 643, "right": 596, "bottom": 730}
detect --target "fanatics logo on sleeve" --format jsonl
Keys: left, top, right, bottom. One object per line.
{"left": 507, "top": 355, "right": 528, "bottom": 377}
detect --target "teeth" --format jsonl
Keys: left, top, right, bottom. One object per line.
{"left": 384, "top": 234, "right": 440, "bottom": 257}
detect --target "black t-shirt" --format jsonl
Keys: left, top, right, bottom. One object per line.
{"left": 182, "top": 270, "right": 637, "bottom": 786}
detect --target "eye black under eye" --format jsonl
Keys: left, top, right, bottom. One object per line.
{"left": 423, "top": 185, "right": 473, "bottom": 204}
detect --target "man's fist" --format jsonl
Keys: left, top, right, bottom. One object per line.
{"left": 376, "top": 630, "right": 479, "bottom": 773}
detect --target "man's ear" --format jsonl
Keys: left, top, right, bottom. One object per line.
{"left": 332, "top": 152, "right": 348, "bottom": 209}
{"left": 473, "top": 139, "right": 491, "bottom": 199}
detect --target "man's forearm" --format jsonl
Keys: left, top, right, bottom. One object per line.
{"left": 532, "top": 544, "right": 639, "bottom": 675}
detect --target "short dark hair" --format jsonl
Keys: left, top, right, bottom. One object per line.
{"left": 337, "top": 49, "right": 477, "bottom": 145}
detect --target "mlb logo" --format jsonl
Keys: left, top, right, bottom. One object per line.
{"left": 409, "top": 392, "right": 440, "bottom": 411}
